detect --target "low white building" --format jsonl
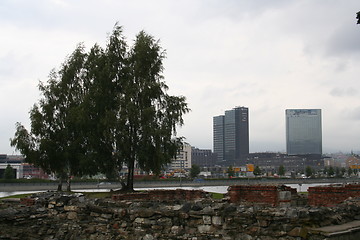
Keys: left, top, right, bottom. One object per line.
{"left": 168, "top": 144, "right": 192, "bottom": 171}
{"left": 0, "top": 155, "right": 24, "bottom": 179}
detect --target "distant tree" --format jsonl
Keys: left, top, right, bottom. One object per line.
{"left": 278, "top": 165, "right": 285, "bottom": 176}
{"left": 348, "top": 167, "right": 353, "bottom": 177}
{"left": 335, "top": 167, "right": 342, "bottom": 177}
{"left": 323, "top": 166, "right": 328, "bottom": 175}
{"left": 253, "top": 166, "right": 262, "bottom": 176}
{"left": 328, "top": 166, "right": 335, "bottom": 177}
{"left": 341, "top": 167, "right": 346, "bottom": 177}
{"left": 227, "top": 166, "right": 235, "bottom": 178}
{"left": 190, "top": 164, "right": 201, "bottom": 178}
{"left": 354, "top": 168, "right": 359, "bottom": 175}
{"left": 305, "top": 166, "right": 313, "bottom": 178}
{"left": 3, "top": 164, "right": 15, "bottom": 179}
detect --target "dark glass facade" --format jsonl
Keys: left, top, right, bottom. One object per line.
{"left": 191, "top": 147, "right": 217, "bottom": 167}
{"left": 213, "top": 115, "right": 225, "bottom": 163}
{"left": 286, "top": 109, "right": 322, "bottom": 155}
{"left": 213, "top": 106, "right": 249, "bottom": 165}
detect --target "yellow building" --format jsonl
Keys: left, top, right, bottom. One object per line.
{"left": 346, "top": 155, "right": 360, "bottom": 169}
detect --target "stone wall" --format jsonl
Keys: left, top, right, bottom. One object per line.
{"left": 112, "top": 189, "right": 207, "bottom": 201}
{"left": 2, "top": 190, "right": 360, "bottom": 239}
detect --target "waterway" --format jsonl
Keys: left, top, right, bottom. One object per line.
{"left": 0, "top": 183, "right": 338, "bottom": 198}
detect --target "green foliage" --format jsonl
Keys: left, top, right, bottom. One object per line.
{"left": 323, "top": 166, "right": 328, "bottom": 175}
{"left": 348, "top": 167, "right": 354, "bottom": 176}
{"left": 190, "top": 164, "right": 201, "bottom": 178}
{"left": 116, "top": 29, "right": 189, "bottom": 190}
{"left": 335, "top": 167, "right": 342, "bottom": 177}
{"left": 328, "top": 166, "right": 335, "bottom": 177}
{"left": 3, "top": 164, "right": 15, "bottom": 179}
{"left": 227, "top": 166, "right": 235, "bottom": 178}
{"left": 341, "top": 167, "right": 346, "bottom": 177}
{"left": 253, "top": 166, "right": 262, "bottom": 176}
{"left": 278, "top": 165, "right": 285, "bottom": 176}
{"left": 11, "top": 45, "right": 89, "bottom": 191}
{"left": 11, "top": 23, "right": 189, "bottom": 192}
{"left": 305, "top": 166, "right": 312, "bottom": 178}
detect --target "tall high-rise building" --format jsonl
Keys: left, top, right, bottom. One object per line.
{"left": 213, "top": 115, "right": 225, "bottom": 163}
{"left": 213, "top": 106, "right": 249, "bottom": 165}
{"left": 286, "top": 109, "right": 322, "bottom": 155}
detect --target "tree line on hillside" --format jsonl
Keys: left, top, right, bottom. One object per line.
{"left": 10, "top": 23, "right": 189, "bottom": 192}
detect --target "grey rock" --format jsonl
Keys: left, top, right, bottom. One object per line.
{"left": 212, "top": 216, "right": 222, "bottom": 225}
{"left": 142, "top": 234, "right": 154, "bottom": 240}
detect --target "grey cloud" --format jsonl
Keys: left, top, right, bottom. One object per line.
{"left": 1, "top": 0, "right": 360, "bottom": 154}
{"left": 326, "top": 24, "right": 360, "bottom": 58}
{"left": 272, "top": 1, "right": 360, "bottom": 61}
{"left": 330, "top": 87, "right": 358, "bottom": 97}
{"left": 349, "top": 106, "right": 360, "bottom": 120}
{"left": 0, "top": 53, "right": 29, "bottom": 84}
{"left": 208, "top": 0, "right": 291, "bottom": 18}
{"left": 0, "top": 1, "right": 61, "bottom": 28}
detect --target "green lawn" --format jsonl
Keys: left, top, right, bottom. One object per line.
{"left": 210, "top": 192, "right": 224, "bottom": 199}
{"left": 0, "top": 193, "right": 32, "bottom": 200}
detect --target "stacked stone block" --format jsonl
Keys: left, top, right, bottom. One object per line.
{"left": 112, "top": 189, "right": 207, "bottom": 201}
{"left": 4, "top": 190, "right": 360, "bottom": 240}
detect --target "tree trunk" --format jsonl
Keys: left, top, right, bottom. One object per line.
{"left": 66, "top": 176, "right": 71, "bottom": 192}
{"left": 57, "top": 178, "right": 63, "bottom": 191}
{"left": 125, "top": 158, "right": 135, "bottom": 192}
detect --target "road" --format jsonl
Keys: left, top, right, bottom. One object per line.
{"left": 1, "top": 177, "right": 359, "bottom": 192}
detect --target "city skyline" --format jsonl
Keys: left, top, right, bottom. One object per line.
{"left": 1, "top": 1, "right": 360, "bottom": 154}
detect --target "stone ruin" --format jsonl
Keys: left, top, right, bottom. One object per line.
{"left": 1, "top": 184, "right": 360, "bottom": 239}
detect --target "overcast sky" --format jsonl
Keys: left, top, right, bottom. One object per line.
{"left": 1, "top": 0, "right": 360, "bottom": 155}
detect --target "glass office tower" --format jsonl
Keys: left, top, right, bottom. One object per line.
{"left": 213, "top": 106, "right": 249, "bottom": 165}
{"left": 286, "top": 109, "right": 322, "bottom": 155}
{"left": 213, "top": 115, "right": 225, "bottom": 163}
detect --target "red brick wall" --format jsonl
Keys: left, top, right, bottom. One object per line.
{"left": 308, "top": 184, "right": 360, "bottom": 207}
{"left": 345, "top": 184, "right": 360, "bottom": 198}
{"left": 20, "top": 198, "right": 36, "bottom": 206}
{"left": 228, "top": 185, "right": 295, "bottom": 206}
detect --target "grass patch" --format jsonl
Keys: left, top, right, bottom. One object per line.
{"left": 210, "top": 192, "right": 224, "bottom": 200}
{"left": 0, "top": 193, "right": 32, "bottom": 200}
{"left": 0, "top": 178, "right": 54, "bottom": 183}
{"left": 81, "top": 192, "right": 113, "bottom": 199}
{"left": 298, "top": 192, "right": 308, "bottom": 195}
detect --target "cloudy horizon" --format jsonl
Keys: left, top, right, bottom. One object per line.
{"left": 1, "top": 0, "right": 360, "bottom": 155}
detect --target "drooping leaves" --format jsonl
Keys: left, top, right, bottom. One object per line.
{"left": 11, "top": 23, "right": 189, "bottom": 191}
